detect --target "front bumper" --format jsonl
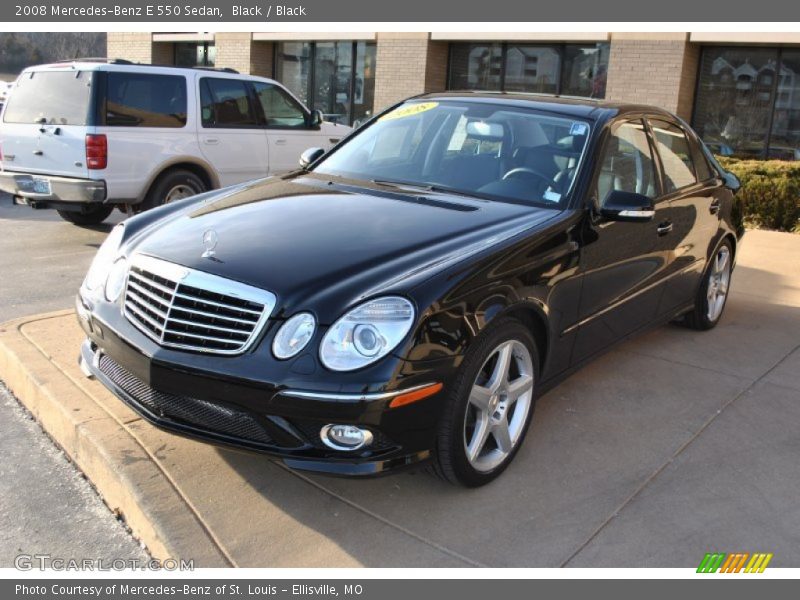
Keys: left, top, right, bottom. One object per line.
{"left": 0, "top": 170, "right": 106, "bottom": 204}
{"left": 76, "top": 296, "right": 451, "bottom": 477}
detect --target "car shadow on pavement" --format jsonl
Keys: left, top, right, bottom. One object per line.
{"left": 213, "top": 263, "right": 800, "bottom": 567}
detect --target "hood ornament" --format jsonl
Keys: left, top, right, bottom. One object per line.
{"left": 202, "top": 229, "right": 218, "bottom": 259}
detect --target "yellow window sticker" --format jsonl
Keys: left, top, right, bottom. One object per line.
{"left": 379, "top": 102, "right": 439, "bottom": 122}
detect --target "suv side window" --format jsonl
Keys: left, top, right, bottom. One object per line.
{"left": 649, "top": 118, "right": 697, "bottom": 193}
{"left": 105, "top": 72, "right": 187, "bottom": 128}
{"left": 252, "top": 82, "right": 307, "bottom": 128}
{"left": 597, "top": 119, "right": 658, "bottom": 204}
{"left": 200, "top": 78, "right": 258, "bottom": 128}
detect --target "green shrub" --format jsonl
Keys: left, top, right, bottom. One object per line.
{"left": 716, "top": 157, "right": 800, "bottom": 233}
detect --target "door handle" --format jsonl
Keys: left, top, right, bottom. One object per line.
{"left": 657, "top": 221, "right": 673, "bottom": 236}
{"left": 274, "top": 138, "right": 287, "bottom": 146}
{"left": 203, "top": 137, "right": 219, "bottom": 145}
{"left": 709, "top": 199, "right": 721, "bottom": 215}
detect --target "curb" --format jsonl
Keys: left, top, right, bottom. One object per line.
{"left": 0, "top": 310, "right": 231, "bottom": 567}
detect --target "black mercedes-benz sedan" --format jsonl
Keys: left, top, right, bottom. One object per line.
{"left": 76, "top": 93, "right": 744, "bottom": 486}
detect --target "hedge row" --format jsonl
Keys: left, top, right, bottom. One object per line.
{"left": 716, "top": 157, "right": 800, "bottom": 234}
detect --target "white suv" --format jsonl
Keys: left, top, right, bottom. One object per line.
{"left": 0, "top": 60, "right": 349, "bottom": 225}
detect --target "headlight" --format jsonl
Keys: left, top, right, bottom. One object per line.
{"left": 320, "top": 296, "right": 415, "bottom": 371}
{"left": 104, "top": 257, "right": 128, "bottom": 302}
{"left": 84, "top": 225, "right": 124, "bottom": 292}
{"left": 272, "top": 312, "right": 316, "bottom": 359}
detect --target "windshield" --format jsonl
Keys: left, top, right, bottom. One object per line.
{"left": 3, "top": 70, "right": 93, "bottom": 126}
{"left": 313, "top": 100, "right": 591, "bottom": 207}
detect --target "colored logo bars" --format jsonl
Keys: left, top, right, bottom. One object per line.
{"left": 697, "top": 552, "right": 773, "bottom": 573}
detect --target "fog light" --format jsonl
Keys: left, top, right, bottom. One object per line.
{"left": 321, "top": 424, "right": 374, "bottom": 451}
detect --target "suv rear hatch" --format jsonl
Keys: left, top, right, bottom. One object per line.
{"left": 0, "top": 67, "right": 94, "bottom": 179}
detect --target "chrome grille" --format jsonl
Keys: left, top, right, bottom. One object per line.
{"left": 123, "top": 254, "right": 276, "bottom": 355}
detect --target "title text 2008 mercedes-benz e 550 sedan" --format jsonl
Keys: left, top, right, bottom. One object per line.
{"left": 76, "top": 93, "right": 744, "bottom": 487}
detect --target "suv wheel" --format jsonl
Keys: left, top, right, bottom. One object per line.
{"left": 432, "top": 317, "right": 539, "bottom": 487}
{"left": 141, "top": 169, "right": 206, "bottom": 211}
{"left": 57, "top": 205, "right": 114, "bottom": 226}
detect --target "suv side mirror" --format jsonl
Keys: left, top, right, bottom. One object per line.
{"left": 308, "top": 109, "right": 323, "bottom": 128}
{"left": 599, "top": 190, "right": 655, "bottom": 223}
{"left": 299, "top": 147, "right": 325, "bottom": 169}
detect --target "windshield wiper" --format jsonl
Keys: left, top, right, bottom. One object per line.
{"left": 370, "top": 179, "right": 484, "bottom": 200}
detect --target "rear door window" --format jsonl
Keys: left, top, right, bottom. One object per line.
{"left": 200, "top": 78, "right": 258, "bottom": 128}
{"left": 105, "top": 72, "right": 187, "bottom": 128}
{"left": 649, "top": 118, "right": 697, "bottom": 193}
{"left": 3, "top": 70, "right": 93, "bottom": 126}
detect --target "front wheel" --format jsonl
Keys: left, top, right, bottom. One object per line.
{"left": 432, "top": 318, "right": 539, "bottom": 487}
{"left": 57, "top": 205, "right": 114, "bottom": 226}
{"left": 684, "top": 240, "right": 733, "bottom": 330}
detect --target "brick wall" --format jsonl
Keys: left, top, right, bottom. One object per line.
{"left": 214, "top": 33, "right": 273, "bottom": 77}
{"left": 374, "top": 33, "right": 448, "bottom": 112}
{"left": 605, "top": 33, "right": 700, "bottom": 120}
{"left": 106, "top": 32, "right": 154, "bottom": 63}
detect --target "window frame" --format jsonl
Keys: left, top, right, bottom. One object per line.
{"left": 199, "top": 76, "right": 261, "bottom": 130}
{"left": 99, "top": 71, "right": 188, "bottom": 129}
{"left": 591, "top": 116, "right": 664, "bottom": 208}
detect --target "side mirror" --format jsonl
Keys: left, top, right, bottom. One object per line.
{"left": 308, "top": 109, "right": 323, "bottom": 128}
{"left": 599, "top": 190, "right": 655, "bottom": 223}
{"left": 299, "top": 147, "right": 325, "bottom": 169}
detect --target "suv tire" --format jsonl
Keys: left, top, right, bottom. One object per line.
{"left": 57, "top": 205, "right": 114, "bottom": 226}
{"left": 140, "top": 169, "right": 207, "bottom": 211}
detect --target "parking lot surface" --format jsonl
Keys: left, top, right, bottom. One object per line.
{"left": 1, "top": 194, "right": 798, "bottom": 567}
{"left": 0, "top": 195, "right": 142, "bottom": 567}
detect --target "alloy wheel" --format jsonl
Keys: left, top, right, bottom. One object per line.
{"left": 463, "top": 339, "right": 534, "bottom": 472}
{"left": 706, "top": 245, "right": 731, "bottom": 322}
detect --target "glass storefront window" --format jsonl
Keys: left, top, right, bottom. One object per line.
{"left": 562, "top": 44, "right": 609, "bottom": 98}
{"left": 448, "top": 43, "right": 503, "bottom": 90}
{"left": 447, "top": 42, "right": 609, "bottom": 99}
{"left": 504, "top": 46, "right": 560, "bottom": 94}
{"left": 693, "top": 46, "right": 800, "bottom": 160}
{"left": 275, "top": 42, "right": 312, "bottom": 106}
{"left": 275, "top": 41, "right": 376, "bottom": 126}
{"left": 768, "top": 49, "right": 800, "bottom": 161}
{"left": 174, "top": 42, "right": 215, "bottom": 67}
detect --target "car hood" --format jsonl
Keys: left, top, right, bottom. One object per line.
{"left": 128, "top": 176, "right": 557, "bottom": 322}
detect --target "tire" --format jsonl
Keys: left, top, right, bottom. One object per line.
{"left": 56, "top": 205, "right": 114, "bottom": 226}
{"left": 684, "top": 239, "right": 734, "bottom": 331}
{"left": 432, "top": 317, "right": 540, "bottom": 487}
{"left": 139, "top": 169, "right": 206, "bottom": 212}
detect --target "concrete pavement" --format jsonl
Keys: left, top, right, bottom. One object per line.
{"left": 0, "top": 225, "right": 797, "bottom": 567}
{"left": 0, "top": 196, "right": 144, "bottom": 568}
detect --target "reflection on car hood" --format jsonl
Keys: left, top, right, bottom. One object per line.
{"left": 128, "top": 175, "right": 557, "bottom": 321}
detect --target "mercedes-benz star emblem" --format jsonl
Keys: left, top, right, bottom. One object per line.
{"left": 202, "top": 229, "right": 218, "bottom": 259}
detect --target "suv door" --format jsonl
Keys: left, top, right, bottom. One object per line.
{"left": 572, "top": 118, "right": 672, "bottom": 362}
{"left": 647, "top": 117, "right": 720, "bottom": 314}
{"left": 198, "top": 77, "right": 269, "bottom": 186}
{"left": 251, "top": 81, "right": 327, "bottom": 174}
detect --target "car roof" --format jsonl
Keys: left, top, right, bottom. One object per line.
{"left": 22, "top": 60, "right": 279, "bottom": 85}
{"left": 414, "top": 91, "right": 677, "bottom": 122}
